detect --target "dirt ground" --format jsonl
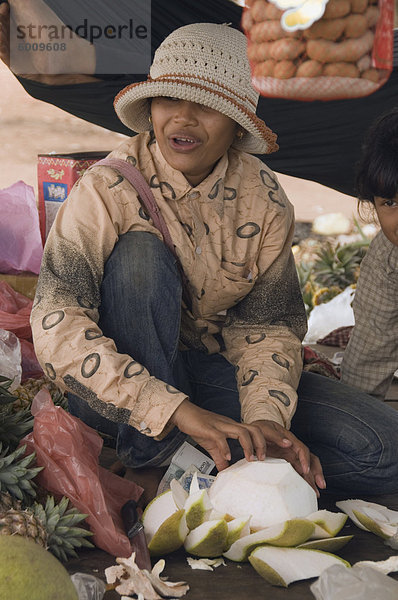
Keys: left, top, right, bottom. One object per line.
{"left": 0, "top": 61, "right": 359, "bottom": 223}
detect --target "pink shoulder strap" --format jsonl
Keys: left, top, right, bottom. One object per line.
{"left": 93, "top": 157, "right": 177, "bottom": 259}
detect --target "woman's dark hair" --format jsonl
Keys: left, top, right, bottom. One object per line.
{"left": 355, "top": 107, "right": 398, "bottom": 204}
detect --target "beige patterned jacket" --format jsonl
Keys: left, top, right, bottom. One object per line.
{"left": 31, "top": 132, "right": 307, "bottom": 439}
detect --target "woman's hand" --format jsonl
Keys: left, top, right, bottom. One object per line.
{"left": 169, "top": 403, "right": 325, "bottom": 495}
{"left": 250, "top": 419, "right": 326, "bottom": 496}
{"left": 169, "top": 400, "right": 267, "bottom": 472}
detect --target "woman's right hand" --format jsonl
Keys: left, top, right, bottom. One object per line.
{"left": 169, "top": 399, "right": 267, "bottom": 471}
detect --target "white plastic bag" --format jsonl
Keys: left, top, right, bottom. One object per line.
{"left": 0, "top": 329, "right": 22, "bottom": 390}
{"left": 311, "top": 564, "right": 398, "bottom": 600}
{"left": 304, "top": 287, "right": 355, "bottom": 344}
{"left": 71, "top": 573, "right": 106, "bottom": 600}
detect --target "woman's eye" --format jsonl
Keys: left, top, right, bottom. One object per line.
{"left": 384, "top": 199, "right": 398, "bottom": 207}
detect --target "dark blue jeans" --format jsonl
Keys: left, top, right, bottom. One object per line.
{"left": 69, "top": 232, "right": 398, "bottom": 495}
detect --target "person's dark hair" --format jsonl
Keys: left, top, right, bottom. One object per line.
{"left": 355, "top": 107, "right": 398, "bottom": 205}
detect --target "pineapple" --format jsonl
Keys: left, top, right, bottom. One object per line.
{"left": 0, "top": 490, "right": 22, "bottom": 511}
{"left": 0, "top": 375, "right": 17, "bottom": 417}
{"left": 32, "top": 495, "right": 94, "bottom": 561}
{"left": 0, "top": 409, "right": 34, "bottom": 448}
{"left": 0, "top": 507, "right": 47, "bottom": 548}
{"left": 13, "top": 376, "right": 68, "bottom": 412}
{"left": 312, "top": 285, "right": 342, "bottom": 306}
{"left": 312, "top": 241, "right": 367, "bottom": 289}
{"left": 0, "top": 377, "right": 92, "bottom": 562}
{"left": 0, "top": 493, "right": 93, "bottom": 561}
{"left": 0, "top": 443, "right": 42, "bottom": 503}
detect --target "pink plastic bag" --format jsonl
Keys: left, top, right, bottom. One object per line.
{"left": 0, "top": 281, "right": 43, "bottom": 380}
{"left": 23, "top": 389, "right": 143, "bottom": 558}
{"left": 0, "top": 181, "right": 43, "bottom": 274}
{"left": 0, "top": 281, "right": 33, "bottom": 340}
{"left": 19, "top": 339, "right": 44, "bottom": 380}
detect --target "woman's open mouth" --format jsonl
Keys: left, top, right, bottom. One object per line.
{"left": 168, "top": 135, "right": 202, "bottom": 151}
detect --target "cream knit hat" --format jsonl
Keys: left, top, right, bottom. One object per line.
{"left": 114, "top": 23, "right": 278, "bottom": 155}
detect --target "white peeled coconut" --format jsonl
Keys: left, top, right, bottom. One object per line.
{"left": 306, "top": 509, "right": 348, "bottom": 539}
{"left": 248, "top": 546, "right": 350, "bottom": 587}
{"left": 142, "top": 489, "right": 189, "bottom": 556}
{"left": 208, "top": 458, "right": 318, "bottom": 530}
{"left": 312, "top": 213, "right": 352, "bottom": 235}
{"left": 184, "top": 519, "right": 228, "bottom": 558}
{"left": 297, "top": 535, "right": 353, "bottom": 552}
{"left": 336, "top": 499, "right": 398, "bottom": 539}
{"left": 224, "top": 518, "right": 315, "bottom": 562}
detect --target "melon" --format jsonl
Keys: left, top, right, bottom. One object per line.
{"left": 0, "top": 535, "right": 78, "bottom": 600}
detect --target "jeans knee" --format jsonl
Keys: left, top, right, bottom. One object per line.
{"left": 102, "top": 231, "right": 181, "bottom": 302}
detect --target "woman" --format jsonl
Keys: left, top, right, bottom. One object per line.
{"left": 31, "top": 23, "right": 398, "bottom": 503}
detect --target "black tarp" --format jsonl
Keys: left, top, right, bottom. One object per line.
{"left": 14, "top": 0, "right": 398, "bottom": 197}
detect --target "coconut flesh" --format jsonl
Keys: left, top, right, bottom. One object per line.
{"left": 208, "top": 458, "right": 318, "bottom": 530}
{"left": 336, "top": 499, "right": 398, "bottom": 539}
{"left": 248, "top": 546, "right": 350, "bottom": 587}
{"left": 140, "top": 458, "right": 353, "bottom": 585}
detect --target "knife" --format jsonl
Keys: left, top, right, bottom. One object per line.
{"left": 121, "top": 499, "right": 152, "bottom": 571}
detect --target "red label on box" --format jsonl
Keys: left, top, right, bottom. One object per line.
{"left": 37, "top": 151, "right": 109, "bottom": 243}
{"left": 372, "top": 0, "right": 394, "bottom": 69}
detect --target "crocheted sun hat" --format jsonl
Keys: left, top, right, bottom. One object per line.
{"left": 114, "top": 23, "right": 278, "bottom": 155}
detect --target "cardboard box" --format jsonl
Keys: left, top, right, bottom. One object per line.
{"left": 0, "top": 272, "right": 39, "bottom": 300}
{"left": 37, "top": 151, "right": 109, "bottom": 242}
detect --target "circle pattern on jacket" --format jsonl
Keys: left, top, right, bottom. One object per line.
{"left": 108, "top": 175, "right": 124, "bottom": 189}
{"left": 269, "top": 389, "right": 290, "bottom": 406}
{"left": 77, "top": 296, "right": 95, "bottom": 309}
{"left": 124, "top": 361, "right": 145, "bottom": 378}
{"left": 268, "top": 190, "right": 286, "bottom": 208}
{"left": 81, "top": 353, "right": 101, "bottom": 378}
{"left": 42, "top": 310, "right": 65, "bottom": 330}
{"left": 237, "top": 222, "right": 260, "bottom": 239}
{"left": 45, "top": 363, "right": 56, "bottom": 380}
{"left": 242, "top": 369, "right": 259, "bottom": 386}
{"left": 272, "top": 354, "right": 290, "bottom": 370}
{"left": 245, "top": 333, "right": 266, "bottom": 344}
{"left": 260, "top": 169, "right": 279, "bottom": 190}
{"left": 166, "top": 384, "right": 180, "bottom": 394}
{"left": 85, "top": 329, "right": 103, "bottom": 341}
{"left": 150, "top": 175, "right": 176, "bottom": 200}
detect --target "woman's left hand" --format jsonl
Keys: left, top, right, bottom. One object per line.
{"left": 249, "top": 419, "right": 326, "bottom": 496}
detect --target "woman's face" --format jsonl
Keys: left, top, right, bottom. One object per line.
{"left": 374, "top": 195, "right": 398, "bottom": 247}
{"left": 150, "top": 97, "right": 239, "bottom": 186}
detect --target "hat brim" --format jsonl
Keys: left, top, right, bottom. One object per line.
{"left": 114, "top": 80, "right": 278, "bottom": 155}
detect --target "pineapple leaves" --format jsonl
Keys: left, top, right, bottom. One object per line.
{"left": 295, "top": 233, "right": 370, "bottom": 315}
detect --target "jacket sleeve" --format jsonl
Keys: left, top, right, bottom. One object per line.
{"left": 30, "top": 168, "right": 188, "bottom": 439}
{"left": 341, "top": 237, "right": 398, "bottom": 399}
{"left": 222, "top": 196, "right": 307, "bottom": 428}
